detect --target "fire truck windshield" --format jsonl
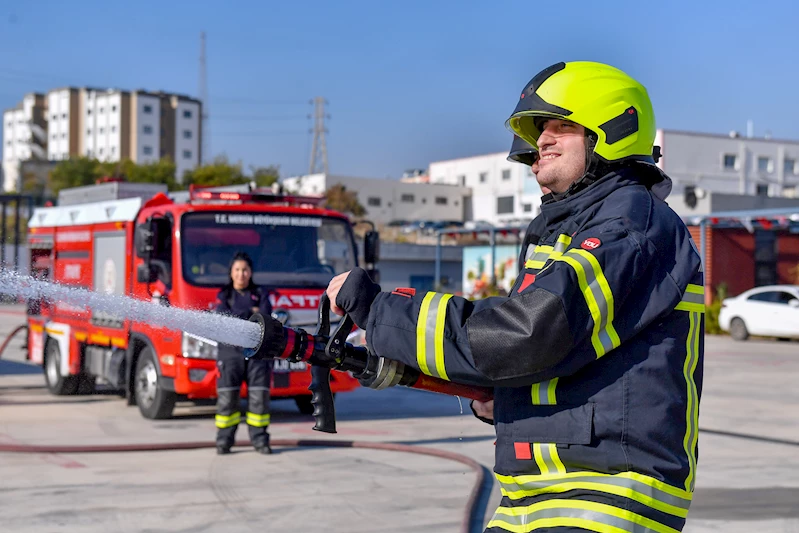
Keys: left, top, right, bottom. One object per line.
{"left": 181, "top": 212, "right": 357, "bottom": 287}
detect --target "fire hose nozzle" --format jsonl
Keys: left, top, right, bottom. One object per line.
{"left": 247, "top": 312, "right": 287, "bottom": 360}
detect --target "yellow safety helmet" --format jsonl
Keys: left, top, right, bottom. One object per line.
{"left": 506, "top": 61, "right": 657, "bottom": 164}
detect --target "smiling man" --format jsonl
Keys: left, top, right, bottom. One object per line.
{"left": 327, "top": 61, "right": 705, "bottom": 532}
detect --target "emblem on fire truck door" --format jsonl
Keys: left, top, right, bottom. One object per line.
{"left": 103, "top": 258, "right": 117, "bottom": 294}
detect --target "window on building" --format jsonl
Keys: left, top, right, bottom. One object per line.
{"left": 99, "top": 107, "right": 104, "bottom": 114}
{"left": 523, "top": 203, "right": 532, "bottom": 213}
{"left": 111, "top": 126, "right": 116, "bottom": 133}
{"left": 435, "top": 197, "right": 448, "bottom": 205}
{"left": 723, "top": 154, "right": 737, "bottom": 169}
{"left": 61, "top": 133, "right": 66, "bottom": 139}
{"left": 183, "top": 130, "right": 192, "bottom": 139}
{"left": 502, "top": 169, "right": 511, "bottom": 180}
{"left": 497, "top": 196, "right": 514, "bottom": 214}
{"left": 479, "top": 172, "right": 488, "bottom": 183}
{"left": 99, "top": 127, "right": 104, "bottom": 134}
{"left": 110, "top": 146, "right": 116, "bottom": 155}
{"left": 367, "top": 197, "right": 381, "bottom": 207}
{"left": 87, "top": 128, "right": 92, "bottom": 135}
{"left": 111, "top": 105, "right": 117, "bottom": 112}
{"left": 183, "top": 150, "right": 192, "bottom": 159}
{"left": 87, "top": 109, "right": 92, "bottom": 115}
{"left": 183, "top": 110, "right": 192, "bottom": 119}
{"left": 61, "top": 113, "right": 67, "bottom": 119}
{"left": 756, "top": 183, "right": 769, "bottom": 196}
{"left": 51, "top": 114, "right": 57, "bottom": 121}
{"left": 99, "top": 148, "right": 104, "bottom": 156}
{"left": 143, "top": 125, "right": 153, "bottom": 134}
{"left": 458, "top": 174, "right": 466, "bottom": 186}
{"left": 758, "top": 156, "right": 773, "bottom": 173}
{"left": 143, "top": 146, "right": 153, "bottom": 155}
{"left": 784, "top": 158, "right": 796, "bottom": 175}
{"left": 143, "top": 105, "right": 153, "bottom": 114}
{"left": 86, "top": 149, "right": 92, "bottom": 157}
{"left": 401, "top": 193, "right": 415, "bottom": 203}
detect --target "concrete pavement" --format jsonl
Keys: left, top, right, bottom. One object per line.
{"left": 1, "top": 305, "right": 798, "bottom": 532}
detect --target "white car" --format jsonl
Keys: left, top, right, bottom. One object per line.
{"left": 718, "top": 285, "right": 799, "bottom": 341}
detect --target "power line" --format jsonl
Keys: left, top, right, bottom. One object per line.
{"left": 210, "top": 114, "right": 307, "bottom": 121}
{"left": 213, "top": 131, "right": 308, "bottom": 137}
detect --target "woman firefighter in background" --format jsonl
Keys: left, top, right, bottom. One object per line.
{"left": 213, "top": 252, "right": 274, "bottom": 455}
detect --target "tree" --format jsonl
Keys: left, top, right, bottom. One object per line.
{"left": 324, "top": 183, "right": 366, "bottom": 217}
{"left": 250, "top": 165, "right": 280, "bottom": 188}
{"left": 49, "top": 157, "right": 103, "bottom": 193}
{"left": 183, "top": 156, "right": 250, "bottom": 187}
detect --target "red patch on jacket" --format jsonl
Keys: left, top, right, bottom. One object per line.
{"left": 391, "top": 287, "right": 417, "bottom": 298}
{"left": 581, "top": 237, "right": 601, "bottom": 250}
{"left": 514, "top": 442, "right": 532, "bottom": 460}
{"left": 517, "top": 273, "right": 536, "bottom": 293}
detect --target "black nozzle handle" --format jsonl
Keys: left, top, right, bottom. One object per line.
{"left": 310, "top": 293, "right": 336, "bottom": 433}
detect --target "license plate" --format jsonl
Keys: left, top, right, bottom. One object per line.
{"left": 273, "top": 360, "right": 308, "bottom": 372}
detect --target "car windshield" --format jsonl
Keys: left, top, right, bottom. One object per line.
{"left": 181, "top": 212, "right": 357, "bottom": 287}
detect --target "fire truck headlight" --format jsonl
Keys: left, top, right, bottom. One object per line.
{"left": 182, "top": 332, "right": 219, "bottom": 360}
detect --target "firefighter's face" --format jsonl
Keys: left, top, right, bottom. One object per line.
{"left": 534, "top": 119, "right": 586, "bottom": 194}
{"left": 231, "top": 260, "right": 252, "bottom": 290}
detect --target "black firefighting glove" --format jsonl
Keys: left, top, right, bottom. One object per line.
{"left": 335, "top": 267, "right": 381, "bottom": 329}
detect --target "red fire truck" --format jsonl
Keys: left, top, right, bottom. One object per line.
{"left": 26, "top": 182, "right": 379, "bottom": 419}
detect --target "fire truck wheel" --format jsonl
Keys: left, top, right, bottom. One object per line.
{"left": 294, "top": 393, "right": 335, "bottom": 415}
{"left": 134, "top": 347, "right": 176, "bottom": 419}
{"left": 44, "top": 338, "right": 78, "bottom": 396}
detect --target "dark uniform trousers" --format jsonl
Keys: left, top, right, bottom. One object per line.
{"left": 215, "top": 345, "right": 273, "bottom": 449}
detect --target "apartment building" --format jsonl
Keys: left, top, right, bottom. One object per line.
{"left": 2, "top": 88, "right": 201, "bottom": 191}
{"left": 2, "top": 93, "right": 48, "bottom": 191}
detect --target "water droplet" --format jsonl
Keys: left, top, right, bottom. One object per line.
{"left": 0, "top": 269, "right": 262, "bottom": 348}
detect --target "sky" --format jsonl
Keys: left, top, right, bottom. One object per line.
{"left": 1, "top": 0, "right": 798, "bottom": 181}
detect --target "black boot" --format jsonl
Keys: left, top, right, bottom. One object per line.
{"left": 217, "top": 445, "right": 231, "bottom": 455}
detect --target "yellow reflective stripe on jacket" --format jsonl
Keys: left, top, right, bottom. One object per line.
{"left": 682, "top": 310, "right": 701, "bottom": 491}
{"left": 531, "top": 377, "right": 558, "bottom": 406}
{"left": 215, "top": 412, "right": 241, "bottom": 429}
{"left": 496, "top": 470, "right": 693, "bottom": 520}
{"left": 416, "top": 291, "right": 454, "bottom": 380}
{"left": 554, "top": 250, "right": 620, "bottom": 358}
{"left": 675, "top": 284, "right": 705, "bottom": 313}
{"left": 487, "top": 498, "right": 681, "bottom": 533}
{"left": 524, "top": 234, "right": 572, "bottom": 271}
{"left": 529, "top": 378, "right": 565, "bottom": 476}
{"left": 246, "top": 412, "right": 271, "bottom": 427}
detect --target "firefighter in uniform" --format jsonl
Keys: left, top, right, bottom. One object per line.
{"left": 213, "top": 252, "right": 274, "bottom": 455}
{"left": 327, "top": 62, "right": 704, "bottom": 532}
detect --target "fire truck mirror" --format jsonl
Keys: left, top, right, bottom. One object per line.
{"left": 134, "top": 223, "right": 156, "bottom": 259}
{"left": 364, "top": 231, "right": 380, "bottom": 265}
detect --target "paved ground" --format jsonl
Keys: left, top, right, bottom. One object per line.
{"left": 1, "top": 304, "right": 798, "bottom": 532}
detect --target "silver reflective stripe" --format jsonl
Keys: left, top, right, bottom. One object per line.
{"left": 566, "top": 251, "right": 615, "bottom": 354}
{"left": 554, "top": 237, "right": 570, "bottom": 253}
{"left": 525, "top": 244, "right": 536, "bottom": 262}
{"left": 498, "top": 475, "right": 691, "bottom": 517}
{"left": 532, "top": 379, "right": 556, "bottom": 405}
{"left": 489, "top": 503, "right": 674, "bottom": 533}
{"left": 682, "top": 292, "right": 704, "bottom": 305}
{"left": 423, "top": 292, "right": 446, "bottom": 379}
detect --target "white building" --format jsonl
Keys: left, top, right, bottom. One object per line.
{"left": 3, "top": 93, "right": 47, "bottom": 191}
{"left": 428, "top": 151, "right": 542, "bottom": 226}
{"left": 3, "top": 87, "right": 201, "bottom": 192}
{"left": 282, "top": 173, "right": 469, "bottom": 225}
{"left": 657, "top": 129, "right": 799, "bottom": 199}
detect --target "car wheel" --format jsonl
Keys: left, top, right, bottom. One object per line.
{"left": 43, "top": 338, "right": 78, "bottom": 395}
{"left": 134, "top": 347, "right": 176, "bottom": 419}
{"left": 729, "top": 318, "right": 749, "bottom": 341}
